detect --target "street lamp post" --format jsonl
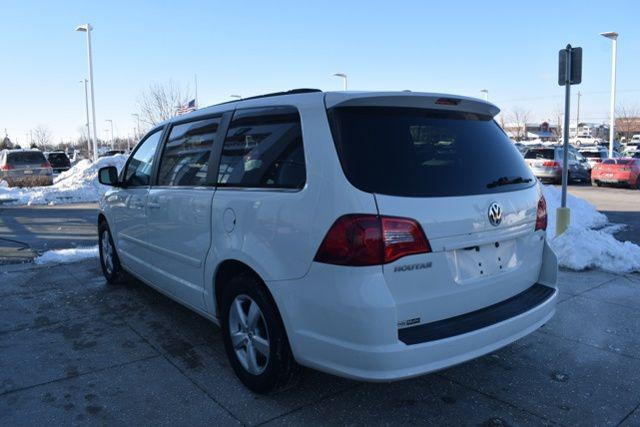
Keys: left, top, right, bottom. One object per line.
{"left": 79, "top": 79, "right": 91, "bottom": 159}
{"left": 600, "top": 31, "right": 618, "bottom": 157}
{"left": 106, "top": 119, "right": 114, "bottom": 150}
{"left": 333, "top": 73, "right": 348, "bottom": 90}
{"left": 480, "top": 89, "right": 489, "bottom": 102}
{"left": 76, "top": 23, "right": 98, "bottom": 161}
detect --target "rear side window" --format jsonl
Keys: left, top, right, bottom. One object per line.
{"left": 581, "top": 151, "right": 604, "bottom": 159}
{"left": 217, "top": 106, "right": 306, "bottom": 189}
{"left": 524, "top": 149, "right": 555, "bottom": 160}
{"left": 328, "top": 107, "right": 534, "bottom": 197}
{"left": 123, "top": 129, "right": 163, "bottom": 186}
{"left": 157, "top": 117, "right": 221, "bottom": 186}
{"left": 7, "top": 151, "right": 46, "bottom": 164}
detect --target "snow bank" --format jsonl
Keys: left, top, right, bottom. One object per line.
{"left": 542, "top": 185, "right": 640, "bottom": 273}
{"left": 34, "top": 246, "right": 99, "bottom": 265}
{"left": 0, "top": 154, "right": 127, "bottom": 205}
{"left": 541, "top": 185, "right": 608, "bottom": 237}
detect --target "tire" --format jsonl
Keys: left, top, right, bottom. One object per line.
{"left": 220, "top": 274, "right": 301, "bottom": 394}
{"left": 98, "top": 221, "right": 127, "bottom": 284}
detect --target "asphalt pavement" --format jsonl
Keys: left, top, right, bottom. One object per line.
{"left": 1, "top": 258, "right": 639, "bottom": 425}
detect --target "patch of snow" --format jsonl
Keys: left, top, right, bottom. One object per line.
{"left": 549, "top": 227, "right": 640, "bottom": 273}
{"left": 0, "top": 180, "right": 8, "bottom": 188}
{"left": 34, "top": 246, "right": 99, "bottom": 265}
{"left": 0, "top": 154, "right": 127, "bottom": 205}
{"left": 542, "top": 184, "right": 640, "bottom": 273}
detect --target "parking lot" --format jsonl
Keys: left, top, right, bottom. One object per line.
{"left": 1, "top": 184, "right": 640, "bottom": 425}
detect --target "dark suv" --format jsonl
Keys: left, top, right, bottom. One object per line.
{"left": 45, "top": 151, "right": 72, "bottom": 173}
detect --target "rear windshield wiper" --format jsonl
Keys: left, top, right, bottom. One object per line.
{"left": 486, "top": 176, "right": 532, "bottom": 188}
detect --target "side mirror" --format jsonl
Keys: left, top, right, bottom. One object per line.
{"left": 98, "top": 166, "right": 120, "bottom": 187}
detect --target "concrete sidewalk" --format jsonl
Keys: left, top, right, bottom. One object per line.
{"left": 1, "top": 260, "right": 639, "bottom": 425}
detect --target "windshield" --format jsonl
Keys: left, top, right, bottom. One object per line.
{"left": 327, "top": 106, "right": 535, "bottom": 197}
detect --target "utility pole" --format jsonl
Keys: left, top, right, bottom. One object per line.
{"left": 76, "top": 23, "right": 99, "bottom": 161}
{"left": 575, "top": 91, "right": 581, "bottom": 138}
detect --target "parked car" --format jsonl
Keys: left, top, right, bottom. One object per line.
{"left": 592, "top": 158, "right": 640, "bottom": 188}
{"left": 96, "top": 90, "right": 558, "bottom": 393}
{"left": 44, "top": 151, "right": 71, "bottom": 173}
{"left": 0, "top": 149, "right": 53, "bottom": 187}
{"left": 524, "top": 147, "right": 590, "bottom": 183}
{"left": 579, "top": 147, "right": 621, "bottom": 169}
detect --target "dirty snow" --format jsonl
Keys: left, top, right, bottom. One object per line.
{"left": 542, "top": 185, "right": 640, "bottom": 273}
{"left": 34, "top": 246, "right": 99, "bottom": 265}
{"left": 0, "top": 154, "right": 127, "bottom": 205}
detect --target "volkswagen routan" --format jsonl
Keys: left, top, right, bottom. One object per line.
{"left": 97, "top": 89, "right": 558, "bottom": 393}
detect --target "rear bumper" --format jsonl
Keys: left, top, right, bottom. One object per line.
{"left": 269, "top": 258, "right": 557, "bottom": 382}
{"left": 286, "top": 284, "right": 556, "bottom": 382}
{"left": 532, "top": 170, "right": 560, "bottom": 181}
{"left": 1, "top": 174, "right": 53, "bottom": 187}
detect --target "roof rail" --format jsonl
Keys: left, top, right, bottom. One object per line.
{"left": 217, "top": 88, "right": 322, "bottom": 105}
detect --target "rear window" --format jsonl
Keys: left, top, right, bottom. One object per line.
{"left": 327, "top": 107, "right": 534, "bottom": 197}
{"left": 7, "top": 151, "right": 46, "bottom": 164}
{"left": 524, "top": 149, "right": 555, "bottom": 160}
{"left": 47, "top": 153, "right": 70, "bottom": 165}
{"left": 581, "top": 151, "right": 604, "bottom": 159}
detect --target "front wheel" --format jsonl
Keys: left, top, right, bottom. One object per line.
{"left": 98, "top": 221, "right": 127, "bottom": 284}
{"left": 221, "top": 274, "right": 301, "bottom": 394}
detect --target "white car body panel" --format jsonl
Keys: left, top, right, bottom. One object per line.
{"left": 99, "top": 90, "right": 558, "bottom": 382}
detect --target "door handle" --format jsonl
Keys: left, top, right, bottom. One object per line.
{"left": 147, "top": 201, "right": 161, "bottom": 209}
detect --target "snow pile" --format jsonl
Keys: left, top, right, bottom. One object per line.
{"left": 550, "top": 227, "right": 640, "bottom": 272}
{"left": 0, "top": 154, "right": 127, "bottom": 205}
{"left": 0, "top": 180, "right": 7, "bottom": 188}
{"left": 541, "top": 185, "right": 608, "bottom": 237}
{"left": 542, "top": 185, "right": 640, "bottom": 273}
{"left": 34, "top": 246, "right": 99, "bottom": 265}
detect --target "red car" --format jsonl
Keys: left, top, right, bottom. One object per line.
{"left": 591, "top": 158, "right": 640, "bottom": 188}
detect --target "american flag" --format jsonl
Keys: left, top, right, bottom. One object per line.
{"left": 176, "top": 99, "right": 197, "bottom": 115}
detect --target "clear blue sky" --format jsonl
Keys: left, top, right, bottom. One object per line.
{"left": 1, "top": 0, "right": 639, "bottom": 144}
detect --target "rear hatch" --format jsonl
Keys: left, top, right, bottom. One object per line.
{"left": 47, "top": 153, "right": 71, "bottom": 170}
{"left": 524, "top": 148, "right": 559, "bottom": 175}
{"left": 596, "top": 159, "right": 635, "bottom": 181}
{"left": 5, "top": 151, "right": 50, "bottom": 176}
{"left": 326, "top": 94, "right": 545, "bottom": 329}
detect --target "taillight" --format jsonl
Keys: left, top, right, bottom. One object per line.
{"left": 314, "top": 214, "right": 431, "bottom": 266}
{"left": 542, "top": 161, "right": 560, "bottom": 168}
{"left": 0, "top": 164, "right": 12, "bottom": 171}
{"left": 41, "top": 162, "right": 52, "bottom": 169}
{"left": 535, "top": 196, "right": 547, "bottom": 231}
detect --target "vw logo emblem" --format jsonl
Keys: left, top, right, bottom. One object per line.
{"left": 488, "top": 203, "right": 502, "bottom": 226}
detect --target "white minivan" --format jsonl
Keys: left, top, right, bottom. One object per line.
{"left": 97, "top": 90, "right": 558, "bottom": 393}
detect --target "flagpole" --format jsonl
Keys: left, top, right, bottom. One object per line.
{"left": 194, "top": 74, "right": 198, "bottom": 108}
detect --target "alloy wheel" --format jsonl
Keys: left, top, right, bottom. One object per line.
{"left": 228, "top": 294, "right": 270, "bottom": 375}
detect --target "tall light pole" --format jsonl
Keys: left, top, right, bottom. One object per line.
{"left": 601, "top": 31, "right": 618, "bottom": 157}
{"left": 76, "top": 23, "right": 98, "bottom": 161}
{"left": 79, "top": 79, "right": 91, "bottom": 159}
{"left": 333, "top": 73, "right": 348, "bottom": 90}
{"left": 106, "top": 119, "right": 114, "bottom": 149}
{"left": 575, "top": 91, "right": 581, "bottom": 138}
{"left": 480, "top": 89, "right": 489, "bottom": 102}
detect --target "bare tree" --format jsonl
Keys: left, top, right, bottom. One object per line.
{"left": 137, "top": 80, "right": 191, "bottom": 126}
{"left": 508, "top": 107, "right": 531, "bottom": 141}
{"left": 32, "top": 125, "right": 52, "bottom": 150}
{"left": 617, "top": 103, "right": 640, "bottom": 140}
{"left": 553, "top": 104, "right": 564, "bottom": 137}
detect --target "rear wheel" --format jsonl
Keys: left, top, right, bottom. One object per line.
{"left": 98, "top": 221, "right": 127, "bottom": 284}
{"left": 220, "top": 274, "right": 301, "bottom": 394}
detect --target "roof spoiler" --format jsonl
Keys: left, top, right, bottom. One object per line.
{"left": 324, "top": 92, "right": 500, "bottom": 117}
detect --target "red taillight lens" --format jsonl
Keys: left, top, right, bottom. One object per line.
{"left": 542, "top": 161, "right": 559, "bottom": 168}
{"left": 41, "top": 162, "right": 52, "bottom": 169}
{"left": 381, "top": 217, "right": 431, "bottom": 263}
{"left": 314, "top": 215, "right": 430, "bottom": 266}
{"left": 535, "top": 196, "right": 547, "bottom": 231}
{"left": 0, "top": 164, "right": 12, "bottom": 171}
